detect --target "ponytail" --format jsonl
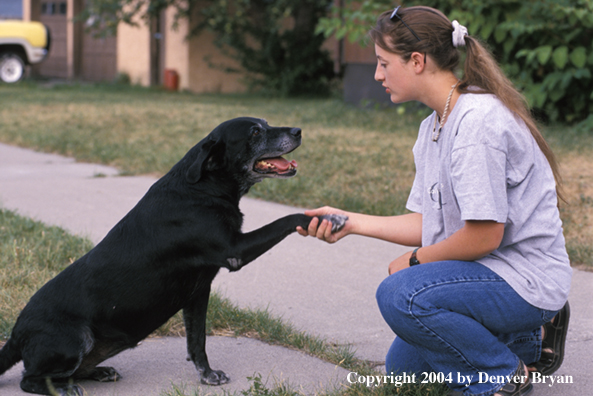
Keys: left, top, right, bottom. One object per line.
{"left": 461, "top": 36, "right": 564, "bottom": 201}
{"left": 370, "top": 6, "right": 564, "bottom": 201}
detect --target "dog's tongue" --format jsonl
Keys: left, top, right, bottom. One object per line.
{"left": 264, "top": 157, "right": 298, "bottom": 171}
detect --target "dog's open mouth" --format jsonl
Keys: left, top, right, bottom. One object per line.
{"left": 254, "top": 157, "right": 298, "bottom": 175}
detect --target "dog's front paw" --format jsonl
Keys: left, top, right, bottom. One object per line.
{"left": 318, "top": 214, "right": 348, "bottom": 233}
{"left": 201, "top": 369, "right": 230, "bottom": 385}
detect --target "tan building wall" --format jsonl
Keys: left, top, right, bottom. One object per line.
{"left": 115, "top": 5, "right": 244, "bottom": 93}
{"left": 22, "top": 0, "right": 37, "bottom": 21}
{"left": 187, "top": 29, "right": 244, "bottom": 93}
{"left": 116, "top": 7, "right": 151, "bottom": 86}
{"left": 163, "top": 7, "right": 189, "bottom": 91}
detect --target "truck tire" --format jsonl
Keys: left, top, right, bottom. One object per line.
{"left": 0, "top": 52, "right": 26, "bottom": 83}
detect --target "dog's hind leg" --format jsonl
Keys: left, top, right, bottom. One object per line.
{"left": 183, "top": 284, "right": 230, "bottom": 385}
{"left": 73, "top": 339, "right": 127, "bottom": 383}
{"left": 75, "top": 366, "right": 121, "bottom": 382}
{"left": 20, "top": 376, "right": 83, "bottom": 396}
{"left": 20, "top": 346, "right": 84, "bottom": 396}
{"left": 19, "top": 326, "right": 92, "bottom": 395}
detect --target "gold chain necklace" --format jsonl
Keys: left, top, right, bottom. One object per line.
{"left": 432, "top": 80, "right": 460, "bottom": 142}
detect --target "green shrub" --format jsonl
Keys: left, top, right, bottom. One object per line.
{"left": 197, "top": 0, "right": 336, "bottom": 97}
{"left": 445, "top": 0, "right": 593, "bottom": 126}
{"left": 317, "top": 0, "right": 593, "bottom": 127}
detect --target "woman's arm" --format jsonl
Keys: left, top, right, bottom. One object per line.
{"left": 347, "top": 211, "right": 422, "bottom": 246}
{"left": 388, "top": 220, "right": 504, "bottom": 274}
{"left": 297, "top": 206, "right": 423, "bottom": 247}
{"left": 297, "top": 207, "right": 504, "bottom": 275}
{"left": 418, "top": 220, "right": 504, "bottom": 262}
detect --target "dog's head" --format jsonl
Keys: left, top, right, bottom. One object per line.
{"left": 185, "top": 117, "right": 302, "bottom": 194}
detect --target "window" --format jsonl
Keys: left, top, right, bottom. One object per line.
{"left": 41, "top": 2, "right": 54, "bottom": 15}
{"left": 41, "top": 2, "right": 67, "bottom": 15}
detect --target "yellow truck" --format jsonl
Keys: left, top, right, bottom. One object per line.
{"left": 0, "top": 20, "right": 50, "bottom": 83}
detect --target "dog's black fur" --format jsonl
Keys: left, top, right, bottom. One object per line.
{"left": 0, "top": 117, "right": 346, "bottom": 395}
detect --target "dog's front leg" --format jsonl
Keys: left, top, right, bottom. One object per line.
{"left": 224, "top": 213, "right": 347, "bottom": 271}
{"left": 183, "top": 285, "right": 230, "bottom": 385}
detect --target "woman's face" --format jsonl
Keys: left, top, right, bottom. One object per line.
{"left": 374, "top": 44, "right": 416, "bottom": 104}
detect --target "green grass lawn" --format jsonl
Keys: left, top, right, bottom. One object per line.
{"left": 1, "top": 82, "right": 591, "bottom": 267}
{"left": 0, "top": 209, "right": 94, "bottom": 339}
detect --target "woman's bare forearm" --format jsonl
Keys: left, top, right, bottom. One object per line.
{"left": 414, "top": 220, "right": 504, "bottom": 264}
{"left": 347, "top": 212, "right": 423, "bottom": 247}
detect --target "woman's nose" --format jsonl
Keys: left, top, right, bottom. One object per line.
{"left": 374, "top": 65, "right": 383, "bottom": 82}
{"left": 374, "top": 71, "right": 383, "bottom": 82}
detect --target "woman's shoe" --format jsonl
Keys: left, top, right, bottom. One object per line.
{"left": 528, "top": 301, "right": 570, "bottom": 376}
{"left": 493, "top": 361, "right": 533, "bottom": 396}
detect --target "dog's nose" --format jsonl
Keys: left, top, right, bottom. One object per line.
{"left": 290, "top": 128, "right": 302, "bottom": 137}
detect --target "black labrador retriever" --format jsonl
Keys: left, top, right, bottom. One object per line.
{"left": 0, "top": 117, "right": 346, "bottom": 395}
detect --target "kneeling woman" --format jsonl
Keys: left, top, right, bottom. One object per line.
{"left": 298, "top": 5, "right": 571, "bottom": 396}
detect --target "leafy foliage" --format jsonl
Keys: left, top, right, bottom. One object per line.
{"left": 317, "top": 0, "right": 593, "bottom": 128}
{"left": 194, "top": 0, "right": 336, "bottom": 96}
{"left": 82, "top": 0, "right": 336, "bottom": 96}
{"left": 81, "top": 0, "right": 174, "bottom": 34}
{"left": 316, "top": 0, "right": 392, "bottom": 44}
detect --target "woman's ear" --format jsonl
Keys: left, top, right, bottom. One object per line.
{"left": 410, "top": 52, "right": 426, "bottom": 72}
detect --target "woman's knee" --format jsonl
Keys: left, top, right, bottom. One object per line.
{"left": 376, "top": 272, "right": 411, "bottom": 327}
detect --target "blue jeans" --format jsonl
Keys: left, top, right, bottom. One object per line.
{"left": 376, "top": 260, "right": 558, "bottom": 396}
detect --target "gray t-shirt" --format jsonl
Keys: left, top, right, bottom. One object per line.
{"left": 406, "top": 93, "right": 571, "bottom": 311}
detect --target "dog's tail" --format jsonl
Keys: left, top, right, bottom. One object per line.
{"left": 0, "top": 338, "right": 21, "bottom": 375}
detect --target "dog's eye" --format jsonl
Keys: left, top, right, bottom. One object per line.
{"left": 252, "top": 127, "right": 262, "bottom": 136}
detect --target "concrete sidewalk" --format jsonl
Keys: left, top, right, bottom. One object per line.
{"left": 0, "top": 142, "right": 591, "bottom": 396}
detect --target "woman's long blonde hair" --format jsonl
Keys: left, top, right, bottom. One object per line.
{"left": 370, "top": 6, "right": 564, "bottom": 200}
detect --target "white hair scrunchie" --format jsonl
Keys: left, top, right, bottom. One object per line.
{"left": 451, "top": 20, "right": 468, "bottom": 47}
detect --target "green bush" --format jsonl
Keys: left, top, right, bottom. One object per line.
{"left": 317, "top": 0, "right": 593, "bottom": 128}
{"left": 444, "top": 0, "right": 593, "bottom": 126}
{"left": 197, "top": 0, "right": 336, "bottom": 97}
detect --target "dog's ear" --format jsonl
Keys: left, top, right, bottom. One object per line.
{"left": 186, "top": 136, "right": 224, "bottom": 184}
